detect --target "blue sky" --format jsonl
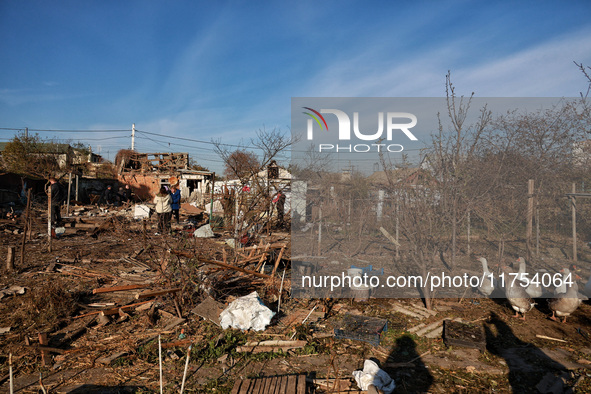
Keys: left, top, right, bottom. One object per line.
{"left": 1, "top": 1, "right": 590, "bottom": 172}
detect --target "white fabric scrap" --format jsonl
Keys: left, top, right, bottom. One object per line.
{"left": 352, "top": 359, "right": 396, "bottom": 393}
{"left": 219, "top": 291, "right": 275, "bottom": 331}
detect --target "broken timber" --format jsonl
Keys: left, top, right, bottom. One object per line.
{"left": 171, "top": 250, "right": 271, "bottom": 279}
{"left": 135, "top": 288, "right": 182, "bottom": 299}
{"left": 74, "top": 300, "right": 152, "bottom": 319}
{"left": 236, "top": 340, "right": 307, "bottom": 353}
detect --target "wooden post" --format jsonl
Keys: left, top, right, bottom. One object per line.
{"left": 526, "top": 179, "right": 534, "bottom": 262}
{"left": 47, "top": 184, "right": 52, "bottom": 252}
{"left": 395, "top": 204, "right": 400, "bottom": 259}
{"left": 317, "top": 204, "right": 322, "bottom": 256}
{"left": 20, "top": 189, "right": 32, "bottom": 267}
{"left": 6, "top": 246, "right": 15, "bottom": 272}
{"left": 209, "top": 172, "right": 215, "bottom": 225}
{"left": 75, "top": 174, "right": 79, "bottom": 201}
{"left": 38, "top": 332, "right": 50, "bottom": 366}
{"left": 535, "top": 201, "right": 540, "bottom": 257}
{"left": 348, "top": 193, "right": 352, "bottom": 226}
{"left": 66, "top": 172, "right": 72, "bottom": 216}
{"left": 142, "top": 219, "right": 147, "bottom": 249}
{"left": 467, "top": 210, "right": 471, "bottom": 256}
{"left": 572, "top": 182, "right": 577, "bottom": 262}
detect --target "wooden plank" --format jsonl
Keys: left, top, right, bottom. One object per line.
{"left": 271, "top": 246, "right": 286, "bottom": 277}
{"left": 135, "top": 288, "right": 182, "bottom": 299}
{"left": 238, "top": 378, "right": 252, "bottom": 394}
{"left": 268, "top": 376, "right": 278, "bottom": 394}
{"left": 251, "top": 377, "right": 265, "bottom": 394}
{"left": 380, "top": 226, "right": 400, "bottom": 247}
{"left": 277, "top": 375, "right": 288, "bottom": 394}
{"left": 296, "top": 374, "right": 306, "bottom": 394}
{"left": 39, "top": 333, "right": 49, "bottom": 366}
{"left": 97, "top": 351, "right": 127, "bottom": 365}
{"left": 260, "top": 377, "right": 272, "bottom": 394}
{"left": 230, "top": 378, "right": 243, "bottom": 394}
{"left": 74, "top": 300, "right": 152, "bottom": 319}
{"left": 286, "top": 375, "right": 297, "bottom": 394}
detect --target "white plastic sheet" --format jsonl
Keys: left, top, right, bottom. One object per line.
{"left": 352, "top": 359, "right": 396, "bottom": 393}
{"left": 194, "top": 224, "right": 214, "bottom": 238}
{"left": 219, "top": 291, "right": 275, "bottom": 331}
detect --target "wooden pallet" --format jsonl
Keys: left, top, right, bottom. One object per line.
{"left": 231, "top": 374, "right": 307, "bottom": 394}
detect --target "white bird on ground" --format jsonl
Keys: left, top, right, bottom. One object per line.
{"left": 515, "top": 257, "right": 543, "bottom": 298}
{"left": 478, "top": 257, "right": 495, "bottom": 296}
{"left": 554, "top": 268, "right": 575, "bottom": 295}
{"left": 503, "top": 266, "right": 536, "bottom": 320}
{"left": 549, "top": 279, "right": 584, "bottom": 323}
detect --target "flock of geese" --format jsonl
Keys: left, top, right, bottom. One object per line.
{"left": 478, "top": 256, "right": 590, "bottom": 323}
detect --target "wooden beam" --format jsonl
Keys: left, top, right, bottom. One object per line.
{"left": 93, "top": 284, "right": 149, "bottom": 294}
{"left": 271, "top": 246, "right": 286, "bottom": 277}
{"left": 38, "top": 333, "right": 49, "bottom": 366}
{"left": 135, "top": 288, "right": 182, "bottom": 300}
{"left": 380, "top": 226, "right": 400, "bottom": 247}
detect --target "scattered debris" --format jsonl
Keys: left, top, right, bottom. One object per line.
{"left": 236, "top": 340, "right": 307, "bottom": 353}
{"left": 334, "top": 314, "right": 388, "bottom": 346}
{"left": 443, "top": 320, "right": 486, "bottom": 351}
{"left": 0, "top": 285, "right": 26, "bottom": 299}
{"left": 352, "top": 359, "right": 396, "bottom": 393}
{"left": 219, "top": 291, "right": 275, "bottom": 331}
{"left": 191, "top": 297, "right": 224, "bottom": 326}
{"left": 194, "top": 223, "right": 214, "bottom": 238}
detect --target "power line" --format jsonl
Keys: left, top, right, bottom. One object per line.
{"left": 27, "top": 128, "right": 131, "bottom": 133}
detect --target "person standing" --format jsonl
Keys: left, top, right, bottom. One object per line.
{"left": 48, "top": 177, "right": 64, "bottom": 226}
{"left": 154, "top": 186, "right": 172, "bottom": 234}
{"left": 169, "top": 184, "right": 181, "bottom": 224}
{"left": 123, "top": 184, "right": 132, "bottom": 202}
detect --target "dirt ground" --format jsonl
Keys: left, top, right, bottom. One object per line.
{"left": 1, "top": 202, "right": 591, "bottom": 393}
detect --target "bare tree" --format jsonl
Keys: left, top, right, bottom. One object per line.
{"left": 223, "top": 150, "right": 260, "bottom": 181}
{"left": 213, "top": 127, "right": 293, "bottom": 242}
{"left": 428, "top": 72, "right": 492, "bottom": 268}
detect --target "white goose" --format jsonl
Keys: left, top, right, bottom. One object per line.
{"left": 554, "top": 268, "right": 573, "bottom": 295}
{"left": 516, "top": 257, "right": 543, "bottom": 298}
{"left": 478, "top": 257, "right": 495, "bottom": 296}
{"left": 549, "top": 280, "right": 583, "bottom": 323}
{"left": 503, "top": 266, "right": 536, "bottom": 320}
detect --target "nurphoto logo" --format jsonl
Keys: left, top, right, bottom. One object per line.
{"left": 303, "top": 107, "right": 418, "bottom": 153}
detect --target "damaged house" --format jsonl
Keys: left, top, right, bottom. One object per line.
{"left": 116, "top": 150, "right": 214, "bottom": 202}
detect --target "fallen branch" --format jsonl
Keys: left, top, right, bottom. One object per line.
{"left": 536, "top": 334, "right": 567, "bottom": 343}
{"left": 171, "top": 250, "right": 271, "bottom": 279}
{"left": 93, "top": 284, "right": 150, "bottom": 294}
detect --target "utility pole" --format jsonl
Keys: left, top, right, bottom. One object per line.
{"left": 131, "top": 123, "right": 136, "bottom": 151}
{"left": 24, "top": 127, "right": 28, "bottom": 138}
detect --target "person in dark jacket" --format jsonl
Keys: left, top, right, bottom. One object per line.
{"left": 99, "top": 185, "right": 119, "bottom": 206}
{"left": 169, "top": 184, "right": 181, "bottom": 223}
{"left": 49, "top": 177, "right": 64, "bottom": 225}
{"left": 123, "top": 184, "right": 132, "bottom": 202}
